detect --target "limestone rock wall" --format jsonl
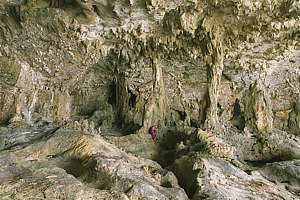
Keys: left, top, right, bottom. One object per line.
{"left": 0, "top": 0, "right": 299, "bottom": 134}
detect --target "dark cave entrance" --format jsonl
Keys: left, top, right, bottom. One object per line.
{"left": 106, "top": 82, "right": 141, "bottom": 135}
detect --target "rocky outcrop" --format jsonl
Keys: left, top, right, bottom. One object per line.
{"left": 0, "top": 127, "right": 188, "bottom": 199}
{"left": 192, "top": 156, "right": 297, "bottom": 200}
{"left": 259, "top": 160, "right": 300, "bottom": 193}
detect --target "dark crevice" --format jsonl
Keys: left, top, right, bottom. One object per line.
{"left": 176, "top": 110, "right": 186, "bottom": 122}
{"left": 128, "top": 90, "right": 137, "bottom": 108}
{"left": 108, "top": 82, "right": 117, "bottom": 107}
{"left": 49, "top": 0, "right": 77, "bottom": 9}
{"left": 244, "top": 170, "right": 252, "bottom": 175}
{"left": 8, "top": 6, "right": 21, "bottom": 24}
{"left": 231, "top": 99, "right": 245, "bottom": 130}
{"left": 244, "top": 155, "right": 294, "bottom": 167}
{"left": 155, "top": 130, "right": 188, "bottom": 167}
{"left": 191, "top": 118, "right": 200, "bottom": 128}
{"left": 125, "top": 124, "right": 142, "bottom": 134}
{"left": 153, "top": 129, "right": 208, "bottom": 198}
{"left": 169, "top": 156, "right": 200, "bottom": 198}
{"left": 114, "top": 123, "right": 142, "bottom": 135}
{"left": 114, "top": 88, "right": 141, "bottom": 133}
{"left": 92, "top": 5, "right": 100, "bottom": 16}
{"left": 124, "top": 184, "right": 134, "bottom": 194}
{"left": 281, "top": 180, "right": 291, "bottom": 184}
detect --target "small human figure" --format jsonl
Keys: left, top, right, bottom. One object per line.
{"left": 148, "top": 126, "right": 159, "bottom": 143}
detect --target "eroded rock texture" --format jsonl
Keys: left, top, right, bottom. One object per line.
{"left": 0, "top": 0, "right": 300, "bottom": 199}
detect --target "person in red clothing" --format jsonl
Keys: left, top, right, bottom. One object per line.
{"left": 148, "top": 126, "right": 159, "bottom": 143}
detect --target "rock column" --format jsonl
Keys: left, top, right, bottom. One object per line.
{"left": 141, "top": 54, "right": 167, "bottom": 132}
{"left": 204, "top": 33, "right": 224, "bottom": 130}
